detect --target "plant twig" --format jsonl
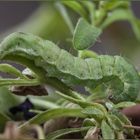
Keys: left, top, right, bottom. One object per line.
{"left": 124, "top": 124, "right": 140, "bottom": 130}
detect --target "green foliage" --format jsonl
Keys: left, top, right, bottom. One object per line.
{"left": 0, "top": 64, "right": 28, "bottom": 79}
{"left": 114, "top": 110, "right": 134, "bottom": 135}
{"left": 101, "top": 120, "right": 115, "bottom": 139}
{"left": 115, "top": 101, "right": 136, "bottom": 109}
{"left": 100, "top": 8, "right": 140, "bottom": 40}
{"left": 83, "top": 118, "right": 97, "bottom": 127}
{"left": 100, "top": 0, "right": 129, "bottom": 11}
{"left": 55, "top": 2, "right": 74, "bottom": 34}
{"left": 73, "top": 18, "right": 101, "bottom": 50}
{"left": 20, "top": 108, "right": 86, "bottom": 128}
{"left": 0, "top": 0, "right": 139, "bottom": 139}
{"left": 82, "top": 106, "right": 104, "bottom": 121}
{"left": 46, "top": 126, "right": 90, "bottom": 139}
{"left": 1, "top": 32, "right": 139, "bottom": 102}
{"left": 0, "top": 86, "right": 20, "bottom": 114}
{"left": 0, "top": 112, "right": 11, "bottom": 132}
{"left": 0, "top": 86, "right": 18, "bottom": 131}
{"left": 107, "top": 114, "right": 123, "bottom": 131}
{"left": 61, "top": 0, "right": 88, "bottom": 20}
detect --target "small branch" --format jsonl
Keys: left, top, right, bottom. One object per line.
{"left": 0, "top": 79, "right": 41, "bottom": 87}
{"left": 124, "top": 124, "right": 140, "bottom": 130}
{"left": 5, "top": 55, "right": 85, "bottom": 102}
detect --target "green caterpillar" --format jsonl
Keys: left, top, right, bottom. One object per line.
{"left": 0, "top": 32, "right": 140, "bottom": 102}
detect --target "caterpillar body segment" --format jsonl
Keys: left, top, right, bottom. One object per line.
{"left": 0, "top": 32, "right": 140, "bottom": 102}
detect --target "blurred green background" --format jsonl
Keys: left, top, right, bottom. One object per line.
{"left": 0, "top": 1, "right": 140, "bottom": 69}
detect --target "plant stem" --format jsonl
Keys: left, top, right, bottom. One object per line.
{"left": 24, "top": 125, "right": 45, "bottom": 139}
{"left": 95, "top": 8, "right": 107, "bottom": 27}
{"left": 29, "top": 109, "right": 43, "bottom": 114}
{"left": 5, "top": 55, "right": 85, "bottom": 101}
{"left": 56, "top": 91, "right": 93, "bottom": 108}
{"left": 0, "top": 79, "right": 40, "bottom": 86}
{"left": 124, "top": 124, "right": 140, "bottom": 130}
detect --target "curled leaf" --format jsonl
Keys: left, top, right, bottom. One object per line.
{"left": 82, "top": 118, "right": 97, "bottom": 137}
{"left": 83, "top": 118, "right": 97, "bottom": 127}
{"left": 84, "top": 127, "right": 99, "bottom": 140}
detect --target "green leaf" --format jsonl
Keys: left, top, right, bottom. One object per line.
{"left": 105, "top": 101, "right": 115, "bottom": 110}
{"left": 61, "top": 1, "right": 88, "bottom": 19}
{"left": 20, "top": 108, "right": 86, "bottom": 128}
{"left": 131, "top": 18, "right": 140, "bottom": 41}
{"left": 0, "top": 112, "right": 11, "bottom": 132}
{"left": 30, "top": 98, "right": 60, "bottom": 109}
{"left": 84, "top": 127, "right": 98, "bottom": 140}
{"left": 82, "top": 97, "right": 107, "bottom": 114}
{"left": 101, "top": 9, "right": 131, "bottom": 29}
{"left": 116, "top": 131, "right": 125, "bottom": 139}
{"left": 55, "top": 2, "right": 74, "bottom": 34}
{"left": 100, "top": 8, "right": 140, "bottom": 40}
{"left": 0, "top": 86, "right": 20, "bottom": 114}
{"left": 81, "top": 1, "right": 95, "bottom": 24}
{"left": 0, "top": 86, "right": 19, "bottom": 131}
{"left": 73, "top": 18, "right": 101, "bottom": 50}
{"left": 115, "top": 101, "right": 136, "bottom": 109}
{"left": 101, "top": 120, "right": 115, "bottom": 139}
{"left": 107, "top": 114, "right": 123, "bottom": 131}
{"left": 57, "top": 90, "right": 86, "bottom": 101}
{"left": 55, "top": 91, "right": 93, "bottom": 108}
{"left": 86, "top": 84, "right": 107, "bottom": 101}
{"left": 0, "top": 64, "right": 27, "bottom": 79}
{"left": 46, "top": 126, "right": 90, "bottom": 139}
{"left": 15, "top": 94, "right": 61, "bottom": 109}
{"left": 113, "top": 110, "right": 134, "bottom": 135}
{"left": 82, "top": 106, "right": 104, "bottom": 121}
{"left": 82, "top": 118, "right": 97, "bottom": 137}
{"left": 83, "top": 118, "right": 97, "bottom": 127}
{"left": 100, "top": 0, "right": 129, "bottom": 11}
{"left": 92, "top": 103, "right": 107, "bottom": 114}
{"left": 0, "top": 78, "right": 40, "bottom": 87}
